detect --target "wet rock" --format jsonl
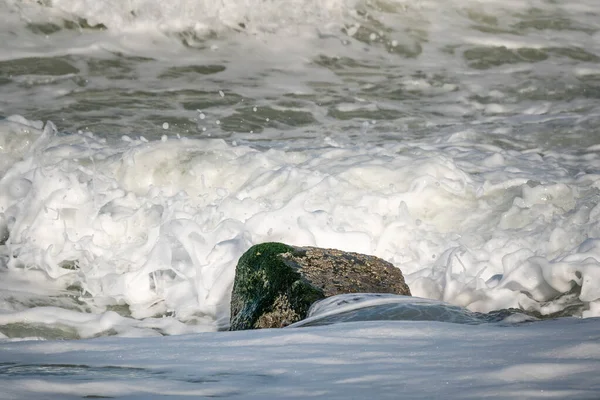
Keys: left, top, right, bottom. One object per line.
{"left": 229, "top": 242, "right": 411, "bottom": 330}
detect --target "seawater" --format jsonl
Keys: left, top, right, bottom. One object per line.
{"left": 1, "top": 0, "right": 600, "bottom": 339}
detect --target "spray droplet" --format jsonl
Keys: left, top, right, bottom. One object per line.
{"left": 162, "top": 122, "right": 169, "bottom": 130}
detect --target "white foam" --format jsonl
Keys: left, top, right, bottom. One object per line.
{"left": 2, "top": 0, "right": 600, "bottom": 338}
{"left": 8, "top": 0, "right": 357, "bottom": 36}
{"left": 1, "top": 114, "right": 600, "bottom": 337}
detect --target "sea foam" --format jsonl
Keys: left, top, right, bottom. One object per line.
{"left": 1, "top": 115, "right": 599, "bottom": 338}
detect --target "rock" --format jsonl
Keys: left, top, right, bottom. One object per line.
{"left": 229, "top": 242, "right": 411, "bottom": 330}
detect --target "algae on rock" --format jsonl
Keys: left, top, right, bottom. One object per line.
{"left": 229, "top": 242, "right": 411, "bottom": 330}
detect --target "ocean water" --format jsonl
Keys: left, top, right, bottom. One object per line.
{"left": 2, "top": 0, "right": 600, "bottom": 334}
{"left": 1, "top": 318, "right": 599, "bottom": 399}
{"left": 1, "top": 0, "right": 600, "bottom": 396}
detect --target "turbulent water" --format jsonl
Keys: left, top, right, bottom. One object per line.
{"left": 1, "top": 0, "right": 600, "bottom": 340}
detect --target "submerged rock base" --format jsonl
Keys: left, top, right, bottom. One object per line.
{"left": 229, "top": 242, "right": 411, "bottom": 330}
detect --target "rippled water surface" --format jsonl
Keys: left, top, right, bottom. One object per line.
{"left": 2, "top": 0, "right": 599, "bottom": 147}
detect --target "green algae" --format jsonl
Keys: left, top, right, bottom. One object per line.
{"left": 229, "top": 243, "right": 325, "bottom": 330}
